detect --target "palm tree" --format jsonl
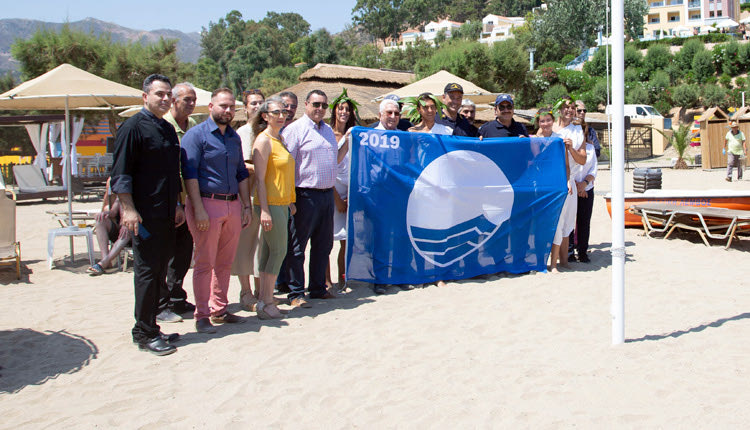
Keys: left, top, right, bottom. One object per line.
{"left": 652, "top": 123, "right": 693, "bottom": 169}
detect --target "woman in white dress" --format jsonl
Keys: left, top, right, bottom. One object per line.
{"left": 325, "top": 89, "right": 359, "bottom": 291}
{"left": 549, "top": 97, "right": 587, "bottom": 272}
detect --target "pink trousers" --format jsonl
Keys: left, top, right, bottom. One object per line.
{"left": 186, "top": 197, "right": 242, "bottom": 320}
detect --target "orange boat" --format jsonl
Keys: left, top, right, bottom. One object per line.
{"left": 604, "top": 190, "right": 750, "bottom": 226}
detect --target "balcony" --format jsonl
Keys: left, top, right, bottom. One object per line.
{"left": 650, "top": 1, "right": 664, "bottom": 6}
{"left": 667, "top": 0, "right": 683, "bottom": 4}
{"left": 688, "top": 0, "right": 700, "bottom": 8}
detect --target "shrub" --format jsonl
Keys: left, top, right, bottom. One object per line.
{"left": 542, "top": 83, "right": 570, "bottom": 106}
{"left": 719, "top": 73, "right": 733, "bottom": 88}
{"left": 557, "top": 69, "right": 593, "bottom": 92}
{"left": 721, "top": 40, "right": 741, "bottom": 76}
{"left": 735, "top": 76, "right": 746, "bottom": 89}
{"left": 643, "top": 44, "right": 672, "bottom": 77}
{"left": 671, "top": 84, "right": 700, "bottom": 108}
{"left": 626, "top": 84, "right": 650, "bottom": 104}
{"left": 692, "top": 50, "right": 715, "bottom": 83}
{"left": 578, "top": 78, "right": 609, "bottom": 111}
{"left": 676, "top": 38, "right": 705, "bottom": 71}
{"left": 625, "top": 45, "right": 644, "bottom": 69}
{"left": 701, "top": 83, "right": 727, "bottom": 107}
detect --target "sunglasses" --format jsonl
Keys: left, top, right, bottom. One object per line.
{"left": 497, "top": 104, "right": 513, "bottom": 111}
{"left": 310, "top": 102, "right": 329, "bottom": 109}
{"left": 267, "top": 110, "right": 288, "bottom": 117}
{"left": 577, "top": 109, "right": 587, "bottom": 113}
{"left": 284, "top": 104, "right": 298, "bottom": 110}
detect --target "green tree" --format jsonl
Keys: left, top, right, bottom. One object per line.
{"left": 452, "top": 21, "right": 482, "bottom": 41}
{"left": 443, "top": 0, "right": 488, "bottom": 22}
{"left": 692, "top": 49, "right": 715, "bottom": 84}
{"left": 626, "top": 84, "right": 649, "bottom": 104}
{"left": 486, "top": 0, "right": 542, "bottom": 16}
{"left": 248, "top": 66, "right": 302, "bottom": 96}
{"left": 671, "top": 84, "right": 700, "bottom": 109}
{"left": 542, "top": 83, "right": 569, "bottom": 106}
{"left": 643, "top": 44, "right": 672, "bottom": 77}
{"left": 352, "top": 0, "right": 444, "bottom": 42}
{"left": 701, "top": 83, "right": 727, "bottom": 107}
{"left": 261, "top": 11, "right": 311, "bottom": 46}
{"left": 488, "top": 38, "right": 530, "bottom": 92}
{"left": 382, "top": 39, "right": 434, "bottom": 71}
{"left": 292, "top": 29, "right": 342, "bottom": 67}
{"left": 11, "top": 24, "right": 112, "bottom": 79}
{"left": 676, "top": 38, "right": 705, "bottom": 71}
{"left": 415, "top": 40, "right": 494, "bottom": 90}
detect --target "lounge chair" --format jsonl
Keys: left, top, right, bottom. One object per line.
{"left": 0, "top": 175, "right": 21, "bottom": 279}
{"left": 8, "top": 164, "right": 67, "bottom": 202}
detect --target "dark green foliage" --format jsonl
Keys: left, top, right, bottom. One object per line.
{"left": 692, "top": 50, "right": 715, "bottom": 84}
{"left": 701, "top": 83, "right": 727, "bottom": 108}
{"left": 676, "top": 38, "right": 705, "bottom": 71}
{"left": 578, "top": 77, "right": 609, "bottom": 112}
{"left": 625, "top": 84, "right": 650, "bottom": 104}
{"left": 643, "top": 44, "right": 672, "bottom": 77}
{"left": 452, "top": 21, "right": 482, "bottom": 41}
{"left": 487, "top": 39, "right": 530, "bottom": 92}
{"left": 415, "top": 40, "right": 495, "bottom": 90}
{"left": 542, "top": 84, "right": 569, "bottom": 106}
{"left": 556, "top": 69, "right": 593, "bottom": 92}
{"left": 381, "top": 39, "right": 434, "bottom": 71}
{"left": 671, "top": 84, "right": 700, "bottom": 109}
{"left": 624, "top": 45, "right": 644, "bottom": 69}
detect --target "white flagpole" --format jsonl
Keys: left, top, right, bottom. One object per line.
{"left": 611, "top": 0, "right": 625, "bottom": 344}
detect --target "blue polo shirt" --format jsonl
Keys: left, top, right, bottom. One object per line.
{"left": 478, "top": 119, "right": 528, "bottom": 138}
{"left": 180, "top": 116, "right": 249, "bottom": 194}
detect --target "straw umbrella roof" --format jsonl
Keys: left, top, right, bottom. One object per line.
{"left": 274, "top": 64, "right": 415, "bottom": 123}
{"left": 377, "top": 70, "right": 497, "bottom": 104}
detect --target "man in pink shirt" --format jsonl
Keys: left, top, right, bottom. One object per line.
{"left": 280, "top": 90, "right": 339, "bottom": 308}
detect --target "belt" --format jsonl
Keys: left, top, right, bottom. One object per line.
{"left": 200, "top": 192, "right": 238, "bottom": 201}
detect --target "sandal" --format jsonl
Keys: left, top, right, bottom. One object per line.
{"left": 87, "top": 263, "right": 105, "bottom": 276}
{"left": 256, "top": 301, "right": 284, "bottom": 320}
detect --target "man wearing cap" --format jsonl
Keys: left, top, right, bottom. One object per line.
{"left": 479, "top": 94, "right": 528, "bottom": 138}
{"left": 370, "top": 95, "right": 412, "bottom": 131}
{"left": 725, "top": 120, "right": 746, "bottom": 182}
{"left": 436, "top": 83, "right": 478, "bottom": 137}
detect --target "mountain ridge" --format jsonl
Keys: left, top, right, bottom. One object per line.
{"left": 0, "top": 17, "right": 202, "bottom": 76}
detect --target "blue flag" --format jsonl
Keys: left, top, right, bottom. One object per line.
{"left": 346, "top": 126, "right": 567, "bottom": 284}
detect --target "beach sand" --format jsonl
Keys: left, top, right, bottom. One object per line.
{"left": 1, "top": 167, "right": 749, "bottom": 428}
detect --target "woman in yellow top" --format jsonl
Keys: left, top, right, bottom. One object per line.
{"left": 251, "top": 97, "right": 296, "bottom": 319}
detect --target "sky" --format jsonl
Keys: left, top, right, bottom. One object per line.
{"left": 4, "top": 0, "right": 358, "bottom": 34}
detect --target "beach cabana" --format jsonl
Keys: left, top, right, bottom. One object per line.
{"left": 0, "top": 63, "right": 142, "bottom": 226}
{"left": 699, "top": 106, "right": 730, "bottom": 169}
{"left": 275, "top": 64, "right": 415, "bottom": 124}
{"left": 376, "top": 70, "right": 497, "bottom": 105}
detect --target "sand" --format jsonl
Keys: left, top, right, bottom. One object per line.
{"left": 1, "top": 167, "right": 749, "bottom": 429}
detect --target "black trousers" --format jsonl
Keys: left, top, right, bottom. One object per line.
{"left": 161, "top": 221, "right": 193, "bottom": 310}
{"left": 285, "top": 188, "right": 334, "bottom": 300}
{"left": 575, "top": 188, "right": 595, "bottom": 255}
{"left": 132, "top": 217, "right": 175, "bottom": 343}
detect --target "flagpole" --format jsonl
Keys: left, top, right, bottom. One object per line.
{"left": 611, "top": 0, "right": 625, "bottom": 344}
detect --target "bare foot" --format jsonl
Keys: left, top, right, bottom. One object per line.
{"left": 436, "top": 280, "right": 448, "bottom": 287}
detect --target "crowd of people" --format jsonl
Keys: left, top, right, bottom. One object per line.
{"left": 101, "top": 73, "right": 600, "bottom": 356}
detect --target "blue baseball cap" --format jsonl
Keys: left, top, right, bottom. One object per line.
{"left": 493, "top": 94, "right": 514, "bottom": 107}
{"left": 384, "top": 94, "right": 401, "bottom": 102}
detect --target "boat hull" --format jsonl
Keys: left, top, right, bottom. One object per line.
{"left": 604, "top": 191, "right": 750, "bottom": 226}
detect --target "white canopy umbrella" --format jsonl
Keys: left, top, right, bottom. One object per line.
{"left": 741, "top": 16, "right": 750, "bottom": 25}
{"left": 715, "top": 18, "right": 739, "bottom": 29}
{"left": 0, "top": 63, "right": 142, "bottom": 233}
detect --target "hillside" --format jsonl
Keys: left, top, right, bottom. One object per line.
{"left": 0, "top": 18, "right": 201, "bottom": 76}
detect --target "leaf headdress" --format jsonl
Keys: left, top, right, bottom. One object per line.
{"left": 329, "top": 88, "right": 361, "bottom": 123}
{"left": 400, "top": 93, "right": 447, "bottom": 124}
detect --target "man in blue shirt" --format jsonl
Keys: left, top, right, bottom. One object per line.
{"left": 436, "top": 83, "right": 479, "bottom": 137}
{"left": 181, "top": 88, "right": 251, "bottom": 334}
{"left": 478, "top": 94, "right": 528, "bottom": 138}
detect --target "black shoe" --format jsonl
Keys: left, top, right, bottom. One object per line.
{"left": 137, "top": 337, "right": 177, "bottom": 356}
{"left": 210, "top": 312, "right": 243, "bottom": 324}
{"left": 568, "top": 254, "right": 578, "bottom": 262}
{"left": 578, "top": 254, "right": 591, "bottom": 263}
{"left": 399, "top": 284, "right": 415, "bottom": 291}
{"left": 373, "top": 284, "right": 387, "bottom": 295}
{"left": 276, "top": 283, "right": 291, "bottom": 294}
{"left": 171, "top": 301, "right": 195, "bottom": 314}
{"left": 160, "top": 332, "right": 180, "bottom": 343}
{"left": 195, "top": 318, "right": 217, "bottom": 334}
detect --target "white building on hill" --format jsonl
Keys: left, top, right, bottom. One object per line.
{"left": 479, "top": 14, "right": 525, "bottom": 44}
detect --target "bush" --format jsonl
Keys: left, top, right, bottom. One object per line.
{"left": 653, "top": 98, "right": 672, "bottom": 116}
{"left": 624, "top": 45, "right": 644, "bottom": 70}
{"left": 692, "top": 50, "right": 715, "bottom": 83}
{"left": 626, "top": 84, "right": 650, "bottom": 104}
{"left": 648, "top": 70, "right": 670, "bottom": 100}
{"left": 720, "top": 40, "right": 741, "bottom": 76}
{"left": 719, "top": 73, "right": 733, "bottom": 88}
{"left": 542, "top": 83, "right": 570, "bottom": 106}
{"left": 557, "top": 69, "right": 593, "bottom": 92}
{"left": 671, "top": 84, "right": 700, "bottom": 108}
{"left": 676, "top": 38, "right": 705, "bottom": 71}
{"left": 735, "top": 76, "right": 746, "bottom": 89}
{"left": 643, "top": 44, "right": 673, "bottom": 77}
{"left": 583, "top": 47, "right": 607, "bottom": 76}
{"left": 701, "top": 83, "right": 727, "bottom": 108}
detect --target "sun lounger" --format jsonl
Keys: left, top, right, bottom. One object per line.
{"left": 0, "top": 177, "right": 21, "bottom": 278}
{"left": 629, "top": 203, "right": 750, "bottom": 249}
{"left": 8, "top": 164, "right": 67, "bottom": 201}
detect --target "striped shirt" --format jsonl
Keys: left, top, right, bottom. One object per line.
{"left": 281, "top": 114, "right": 337, "bottom": 189}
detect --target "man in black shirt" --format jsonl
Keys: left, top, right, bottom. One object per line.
{"left": 478, "top": 94, "right": 528, "bottom": 138}
{"left": 111, "top": 74, "right": 183, "bottom": 356}
{"left": 436, "top": 83, "right": 479, "bottom": 137}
